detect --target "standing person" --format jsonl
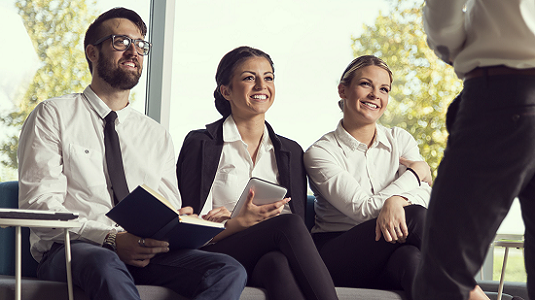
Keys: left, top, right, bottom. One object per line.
{"left": 414, "top": 1, "right": 535, "bottom": 300}
{"left": 176, "top": 46, "right": 339, "bottom": 300}
{"left": 304, "top": 55, "right": 433, "bottom": 300}
{"left": 18, "top": 7, "right": 246, "bottom": 300}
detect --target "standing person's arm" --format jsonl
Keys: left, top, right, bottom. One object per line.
{"left": 423, "top": 0, "right": 467, "bottom": 64}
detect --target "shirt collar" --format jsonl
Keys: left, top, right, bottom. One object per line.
{"left": 83, "top": 86, "right": 132, "bottom": 124}
{"left": 222, "top": 115, "right": 273, "bottom": 151}
{"left": 374, "top": 124, "right": 392, "bottom": 151}
{"left": 261, "top": 124, "right": 273, "bottom": 152}
{"left": 222, "top": 115, "right": 242, "bottom": 143}
{"left": 334, "top": 120, "right": 392, "bottom": 152}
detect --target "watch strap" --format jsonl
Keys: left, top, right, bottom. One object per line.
{"left": 103, "top": 231, "right": 117, "bottom": 252}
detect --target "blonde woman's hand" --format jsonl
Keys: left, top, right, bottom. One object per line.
{"left": 375, "top": 196, "right": 410, "bottom": 244}
{"left": 399, "top": 157, "right": 433, "bottom": 186}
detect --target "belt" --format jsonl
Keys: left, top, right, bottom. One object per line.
{"left": 464, "top": 66, "right": 535, "bottom": 81}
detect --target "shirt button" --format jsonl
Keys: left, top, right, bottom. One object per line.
{"left": 85, "top": 150, "right": 89, "bottom": 154}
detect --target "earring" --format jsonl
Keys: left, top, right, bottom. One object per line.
{"left": 338, "top": 99, "right": 344, "bottom": 111}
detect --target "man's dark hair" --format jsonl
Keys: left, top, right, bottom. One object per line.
{"left": 84, "top": 7, "right": 147, "bottom": 74}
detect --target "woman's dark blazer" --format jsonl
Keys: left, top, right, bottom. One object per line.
{"left": 176, "top": 118, "right": 307, "bottom": 220}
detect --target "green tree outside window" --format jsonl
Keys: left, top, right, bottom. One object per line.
{"left": 0, "top": 0, "right": 97, "bottom": 179}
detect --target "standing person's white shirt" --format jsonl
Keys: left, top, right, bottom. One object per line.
{"left": 423, "top": 0, "right": 535, "bottom": 78}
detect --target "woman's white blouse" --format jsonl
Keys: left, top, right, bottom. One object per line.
{"left": 200, "top": 116, "right": 291, "bottom": 216}
{"left": 304, "top": 121, "right": 431, "bottom": 233}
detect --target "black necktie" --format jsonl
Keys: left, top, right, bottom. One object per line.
{"left": 104, "top": 111, "right": 129, "bottom": 205}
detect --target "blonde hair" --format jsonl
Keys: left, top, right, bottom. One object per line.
{"left": 339, "top": 55, "right": 392, "bottom": 86}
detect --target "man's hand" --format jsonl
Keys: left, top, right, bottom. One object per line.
{"left": 115, "top": 232, "right": 170, "bottom": 267}
{"left": 375, "top": 196, "right": 410, "bottom": 243}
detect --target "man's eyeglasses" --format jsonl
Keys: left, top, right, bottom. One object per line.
{"left": 93, "top": 34, "right": 152, "bottom": 56}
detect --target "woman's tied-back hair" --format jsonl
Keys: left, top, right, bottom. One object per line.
{"left": 214, "top": 46, "right": 275, "bottom": 117}
{"left": 84, "top": 7, "right": 147, "bottom": 74}
{"left": 338, "top": 55, "right": 393, "bottom": 110}
{"left": 340, "top": 55, "right": 392, "bottom": 86}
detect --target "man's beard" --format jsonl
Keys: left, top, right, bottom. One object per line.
{"left": 97, "top": 52, "right": 141, "bottom": 90}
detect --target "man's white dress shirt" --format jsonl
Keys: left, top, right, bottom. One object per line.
{"left": 18, "top": 86, "right": 180, "bottom": 261}
{"left": 304, "top": 121, "right": 431, "bottom": 233}
{"left": 200, "top": 116, "right": 291, "bottom": 216}
{"left": 424, "top": 0, "right": 535, "bottom": 78}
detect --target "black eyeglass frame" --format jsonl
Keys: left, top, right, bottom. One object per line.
{"left": 92, "top": 34, "right": 152, "bottom": 56}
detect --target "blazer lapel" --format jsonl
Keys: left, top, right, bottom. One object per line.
{"left": 277, "top": 150, "right": 291, "bottom": 198}
{"left": 200, "top": 120, "right": 225, "bottom": 208}
{"left": 266, "top": 122, "right": 292, "bottom": 198}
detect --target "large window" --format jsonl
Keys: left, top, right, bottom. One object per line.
{"left": 0, "top": 0, "right": 527, "bottom": 283}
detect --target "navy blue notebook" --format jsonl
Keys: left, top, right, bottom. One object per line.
{"left": 106, "top": 185, "right": 224, "bottom": 249}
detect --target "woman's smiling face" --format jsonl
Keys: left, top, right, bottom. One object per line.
{"left": 339, "top": 65, "right": 391, "bottom": 126}
{"left": 220, "top": 56, "right": 275, "bottom": 118}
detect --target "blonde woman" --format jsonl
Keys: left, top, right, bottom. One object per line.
{"left": 305, "top": 55, "right": 489, "bottom": 300}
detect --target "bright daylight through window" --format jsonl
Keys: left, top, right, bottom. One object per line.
{"left": 0, "top": 0, "right": 527, "bottom": 284}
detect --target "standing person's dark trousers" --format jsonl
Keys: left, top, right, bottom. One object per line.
{"left": 38, "top": 241, "right": 247, "bottom": 300}
{"left": 414, "top": 70, "right": 535, "bottom": 300}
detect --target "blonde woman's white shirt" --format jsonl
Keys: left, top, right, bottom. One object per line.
{"left": 18, "top": 86, "right": 180, "bottom": 261}
{"left": 304, "top": 121, "right": 431, "bottom": 233}
{"left": 200, "top": 116, "right": 291, "bottom": 216}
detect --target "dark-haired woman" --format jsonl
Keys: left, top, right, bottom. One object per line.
{"left": 304, "top": 55, "right": 489, "bottom": 300}
{"left": 176, "top": 46, "right": 338, "bottom": 300}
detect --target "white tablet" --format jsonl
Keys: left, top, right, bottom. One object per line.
{"left": 230, "top": 177, "right": 288, "bottom": 218}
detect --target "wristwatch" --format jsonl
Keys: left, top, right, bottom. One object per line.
{"left": 103, "top": 230, "right": 117, "bottom": 252}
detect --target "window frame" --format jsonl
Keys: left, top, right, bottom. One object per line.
{"left": 145, "top": 0, "right": 175, "bottom": 129}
